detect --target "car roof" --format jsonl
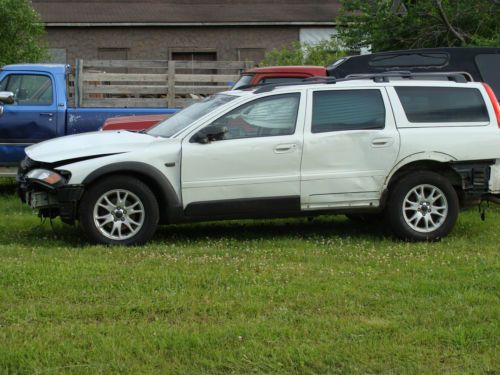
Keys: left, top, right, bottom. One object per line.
{"left": 245, "top": 66, "right": 326, "bottom": 75}
{"left": 1, "top": 64, "right": 70, "bottom": 75}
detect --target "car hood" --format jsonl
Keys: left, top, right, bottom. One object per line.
{"left": 26, "top": 130, "right": 159, "bottom": 163}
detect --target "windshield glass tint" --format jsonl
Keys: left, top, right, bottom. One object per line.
{"left": 147, "top": 94, "right": 237, "bottom": 137}
{"left": 232, "top": 75, "right": 254, "bottom": 89}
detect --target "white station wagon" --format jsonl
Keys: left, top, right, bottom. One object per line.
{"left": 17, "top": 72, "right": 500, "bottom": 245}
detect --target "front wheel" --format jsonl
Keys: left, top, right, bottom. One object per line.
{"left": 387, "top": 171, "right": 459, "bottom": 241}
{"left": 79, "top": 176, "right": 159, "bottom": 245}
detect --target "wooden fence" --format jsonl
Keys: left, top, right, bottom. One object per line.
{"left": 70, "top": 59, "right": 254, "bottom": 108}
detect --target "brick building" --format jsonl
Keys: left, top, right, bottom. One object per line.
{"left": 32, "top": 0, "right": 341, "bottom": 65}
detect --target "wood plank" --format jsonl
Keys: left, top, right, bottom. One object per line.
{"left": 84, "top": 60, "right": 169, "bottom": 69}
{"left": 83, "top": 85, "right": 169, "bottom": 95}
{"left": 175, "top": 74, "right": 239, "bottom": 83}
{"left": 82, "top": 73, "right": 168, "bottom": 82}
{"left": 167, "top": 61, "right": 176, "bottom": 108}
{"left": 76, "top": 59, "right": 84, "bottom": 107}
{"left": 82, "top": 98, "right": 168, "bottom": 108}
{"left": 175, "top": 86, "right": 229, "bottom": 95}
{"left": 174, "top": 61, "right": 253, "bottom": 70}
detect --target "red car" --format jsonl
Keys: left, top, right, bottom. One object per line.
{"left": 101, "top": 65, "right": 327, "bottom": 132}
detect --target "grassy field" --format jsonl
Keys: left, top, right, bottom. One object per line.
{"left": 0, "top": 178, "right": 498, "bottom": 374}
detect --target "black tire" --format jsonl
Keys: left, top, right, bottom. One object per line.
{"left": 387, "top": 171, "right": 459, "bottom": 241}
{"left": 79, "top": 175, "right": 159, "bottom": 245}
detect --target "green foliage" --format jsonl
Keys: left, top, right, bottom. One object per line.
{"left": 337, "top": 0, "right": 500, "bottom": 52}
{"left": 0, "top": 0, "right": 47, "bottom": 66}
{"left": 260, "top": 39, "right": 346, "bottom": 67}
{"left": 0, "top": 179, "right": 499, "bottom": 373}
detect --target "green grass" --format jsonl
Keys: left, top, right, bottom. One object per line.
{"left": 0, "top": 178, "right": 498, "bottom": 374}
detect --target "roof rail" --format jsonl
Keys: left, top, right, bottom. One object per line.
{"left": 253, "top": 70, "right": 474, "bottom": 94}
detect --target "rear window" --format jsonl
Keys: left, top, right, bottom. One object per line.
{"left": 395, "top": 87, "right": 489, "bottom": 123}
{"left": 369, "top": 53, "right": 449, "bottom": 68}
{"left": 312, "top": 90, "right": 386, "bottom": 133}
{"left": 260, "top": 77, "right": 306, "bottom": 85}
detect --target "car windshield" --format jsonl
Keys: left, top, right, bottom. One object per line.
{"left": 232, "top": 74, "right": 254, "bottom": 90}
{"left": 147, "top": 94, "right": 237, "bottom": 138}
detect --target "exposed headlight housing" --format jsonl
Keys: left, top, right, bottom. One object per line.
{"left": 26, "top": 169, "right": 65, "bottom": 187}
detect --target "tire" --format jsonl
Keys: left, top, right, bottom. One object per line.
{"left": 387, "top": 171, "right": 459, "bottom": 241}
{"left": 79, "top": 175, "right": 159, "bottom": 245}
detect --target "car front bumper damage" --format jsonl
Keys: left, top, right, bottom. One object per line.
{"left": 17, "top": 159, "right": 84, "bottom": 225}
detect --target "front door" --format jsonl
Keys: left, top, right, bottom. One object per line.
{"left": 0, "top": 73, "right": 58, "bottom": 165}
{"left": 301, "top": 87, "right": 400, "bottom": 209}
{"left": 181, "top": 92, "right": 305, "bottom": 218}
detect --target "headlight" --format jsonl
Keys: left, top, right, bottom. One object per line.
{"left": 26, "top": 169, "right": 65, "bottom": 187}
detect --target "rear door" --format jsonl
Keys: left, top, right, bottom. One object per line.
{"left": 0, "top": 72, "right": 58, "bottom": 165}
{"left": 300, "top": 87, "right": 400, "bottom": 209}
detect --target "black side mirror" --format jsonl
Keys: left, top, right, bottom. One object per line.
{"left": 192, "top": 125, "right": 228, "bottom": 144}
{"left": 0, "top": 91, "right": 14, "bottom": 105}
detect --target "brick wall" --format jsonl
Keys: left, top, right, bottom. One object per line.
{"left": 44, "top": 26, "right": 300, "bottom": 65}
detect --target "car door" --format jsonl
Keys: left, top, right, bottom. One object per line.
{"left": 181, "top": 91, "right": 305, "bottom": 218}
{"left": 300, "top": 87, "right": 400, "bottom": 209}
{"left": 0, "top": 73, "right": 58, "bottom": 165}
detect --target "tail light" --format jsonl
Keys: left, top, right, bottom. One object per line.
{"left": 483, "top": 83, "right": 500, "bottom": 128}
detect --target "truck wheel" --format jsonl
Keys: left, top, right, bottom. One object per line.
{"left": 79, "top": 176, "right": 159, "bottom": 245}
{"left": 387, "top": 171, "right": 459, "bottom": 241}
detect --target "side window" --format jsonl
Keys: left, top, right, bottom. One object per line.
{"left": 211, "top": 93, "right": 300, "bottom": 140}
{"left": 0, "top": 77, "right": 7, "bottom": 91}
{"left": 311, "top": 90, "right": 386, "bottom": 133}
{"left": 0, "top": 74, "right": 53, "bottom": 106}
{"left": 395, "top": 87, "right": 489, "bottom": 123}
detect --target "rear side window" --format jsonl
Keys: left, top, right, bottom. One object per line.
{"left": 396, "top": 87, "right": 489, "bottom": 123}
{"left": 369, "top": 53, "right": 449, "bottom": 68}
{"left": 311, "top": 90, "right": 386, "bottom": 133}
{"left": 475, "top": 54, "right": 500, "bottom": 99}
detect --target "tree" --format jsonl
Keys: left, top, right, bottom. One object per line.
{"left": 260, "top": 39, "right": 346, "bottom": 67}
{"left": 337, "top": 0, "right": 500, "bottom": 52}
{"left": 0, "top": 0, "right": 47, "bottom": 66}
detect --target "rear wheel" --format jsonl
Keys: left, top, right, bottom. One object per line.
{"left": 79, "top": 176, "right": 159, "bottom": 245}
{"left": 387, "top": 171, "right": 459, "bottom": 241}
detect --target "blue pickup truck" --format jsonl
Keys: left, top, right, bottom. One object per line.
{"left": 0, "top": 64, "right": 177, "bottom": 176}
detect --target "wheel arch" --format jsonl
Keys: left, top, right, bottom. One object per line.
{"left": 81, "top": 162, "right": 181, "bottom": 224}
{"left": 384, "top": 153, "right": 463, "bottom": 202}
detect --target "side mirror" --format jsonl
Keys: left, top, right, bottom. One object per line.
{"left": 0, "top": 91, "right": 14, "bottom": 105}
{"left": 192, "top": 125, "right": 228, "bottom": 144}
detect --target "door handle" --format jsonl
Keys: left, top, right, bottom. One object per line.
{"left": 40, "top": 113, "right": 54, "bottom": 117}
{"left": 274, "top": 144, "right": 297, "bottom": 154}
{"left": 371, "top": 137, "right": 393, "bottom": 148}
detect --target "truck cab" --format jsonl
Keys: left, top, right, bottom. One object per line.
{"left": 0, "top": 64, "right": 176, "bottom": 176}
{"left": 0, "top": 65, "right": 68, "bottom": 173}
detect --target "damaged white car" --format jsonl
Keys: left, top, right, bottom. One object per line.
{"left": 17, "top": 73, "right": 500, "bottom": 245}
